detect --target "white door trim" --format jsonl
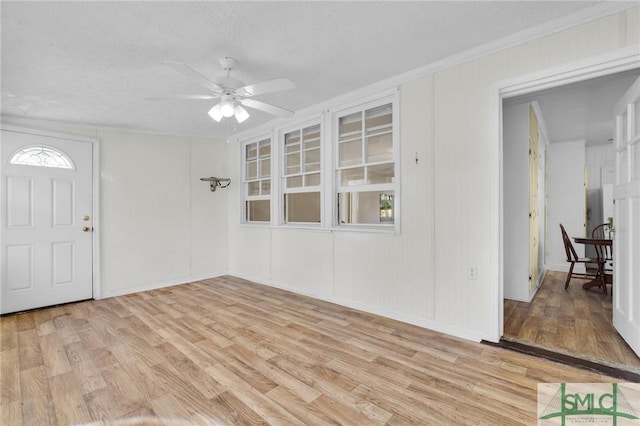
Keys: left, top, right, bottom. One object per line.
{"left": 0, "top": 124, "right": 101, "bottom": 302}
{"left": 491, "top": 45, "right": 640, "bottom": 342}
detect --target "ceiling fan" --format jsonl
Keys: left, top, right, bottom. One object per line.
{"left": 146, "top": 57, "right": 295, "bottom": 124}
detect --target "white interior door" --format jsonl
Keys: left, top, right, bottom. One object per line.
{"left": 1, "top": 129, "right": 94, "bottom": 314}
{"left": 612, "top": 76, "right": 640, "bottom": 358}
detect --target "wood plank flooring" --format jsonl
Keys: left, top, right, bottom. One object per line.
{"left": 0, "top": 275, "right": 623, "bottom": 425}
{"left": 504, "top": 270, "right": 640, "bottom": 373}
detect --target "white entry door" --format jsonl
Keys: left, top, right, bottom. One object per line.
{"left": 612, "top": 76, "right": 640, "bottom": 358}
{"left": 1, "top": 128, "right": 94, "bottom": 314}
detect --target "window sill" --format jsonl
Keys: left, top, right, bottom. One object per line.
{"left": 239, "top": 222, "right": 399, "bottom": 235}
{"left": 332, "top": 224, "right": 398, "bottom": 235}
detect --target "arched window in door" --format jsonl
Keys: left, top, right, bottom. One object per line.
{"left": 8, "top": 146, "right": 75, "bottom": 169}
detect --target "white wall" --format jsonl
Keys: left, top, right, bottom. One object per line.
{"left": 227, "top": 7, "right": 639, "bottom": 342}
{"left": 546, "top": 140, "right": 587, "bottom": 273}
{"left": 0, "top": 118, "right": 229, "bottom": 297}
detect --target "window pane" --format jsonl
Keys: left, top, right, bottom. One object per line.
{"left": 246, "top": 200, "right": 270, "bottom": 222}
{"left": 635, "top": 99, "right": 640, "bottom": 141}
{"left": 305, "top": 173, "right": 321, "bottom": 187}
{"left": 619, "top": 112, "right": 628, "bottom": 149}
{"left": 246, "top": 161, "right": 257, "bottom": 180}
{"left": 304, "top": 148, "right": 321, "bottom": 172}
{"left": 9, "top": 146, "right": 75, "bottom": 169}
{"left": 339, "top": 112, "right": 362, "bottom": 142}
{"left": 367, "top": 133, "right": 393, "bottom": 163}
{"left": 287, "top": 176, "right": 303, "bottom": 188}
{"left": 285, "top": 192, "right": 321, "bottom": 223}
{"left": 338, "top": 191, "right": 394, "bottom": 225}
{"left": 261, "top": 180, "right": 271, "bottom": 195}
{"left": 259, "top": 140, "right": 271, "bottom": 157}
{"left": 246, "top": 143, "right": 257, "bottom": 161}
{"left": 286, "top": 152, "right": 300, "bottom": 175}
{"left": 339, "top": 139, "right": 362, "bottom": 167}
{"left": 303, "top": 125, "right": 321, "bottom": 149}
{"left": 367, "top": 163, "right": 394, "bottom": 184}
{"left": 380, "top": 193, "right": 394, "bottom": 222}
{"left": 247, "top": 181, "right": 260, "bottom": 196}
{"left": 365, "top": 104, "right": 392, "bottom": 134}
{"left": 619, "top": 150, "right": 628, "bottom": 183}
{"left": 285, "top": 131, "right": 300, "bottom": 146}
{"left": 634, "top": 144, "right": 640, "bottom": 182}
{"left": 341, "top": 167, "right": 364, "bottom": 186}
{"left": 259, "top": 158, "right": 270, "bottom": 178}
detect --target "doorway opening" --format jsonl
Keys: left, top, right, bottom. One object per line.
{"left": 498, "top": 49, "right": 640, "bottom": 375}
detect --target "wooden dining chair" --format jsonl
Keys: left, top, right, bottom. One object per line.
{"left": 591, "top": 223, "right": 613, "bottom": 291}
{"left": 591, "top": 223, "right": 613, "bottom": 263}
{"left": 559, "top": 223, "right": 605, "bottom": 291}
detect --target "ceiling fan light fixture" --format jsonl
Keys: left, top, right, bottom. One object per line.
{"left": 208, "top": 104, "right": 223, "bottom": 122}
{"left": 234, "top": 105, "right": 250, "bottom": 123}
{"left": 151, "top": 58, "right": 296, "bottom": 126}
{"left": 220, "top": 98, "right": 235, "bottom": 117}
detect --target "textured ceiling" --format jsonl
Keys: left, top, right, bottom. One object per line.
{"left": 0, "top": 1, "right": 628, "bottom": 138}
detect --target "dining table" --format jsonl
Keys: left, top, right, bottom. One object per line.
{"left": 573, "top": 236, "right": 613, "bottom": 292}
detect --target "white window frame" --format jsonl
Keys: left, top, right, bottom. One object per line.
{"left": 241, "top": 135, "right": 273, "bottom": 225}
{"left": 279, "top": 118, "right": 323, "bottom": 227}
{"left": 332, "top": 92, "right": 400, "bottom": 234}
{"left": 236, "top": 89, "right": 400, "bottom": 234}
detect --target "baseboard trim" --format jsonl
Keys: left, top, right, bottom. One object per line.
{"left": 98, "top": 272, "right": 227, "bottom": 299}
{"left": 228, "top": 271, "right": 490, "bottom": 343}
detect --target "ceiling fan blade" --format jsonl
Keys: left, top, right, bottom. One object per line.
{"left": 237, "top": 78, "right": 295, "bottom": 97}
{"left": 145, "top": 95, "right": 219, "bottom": 101}
{"left": 240, "top": 98, "right": 294, "bottom": 117}
{"left": 163, "top": 61, "right": 222, "bottom": 91}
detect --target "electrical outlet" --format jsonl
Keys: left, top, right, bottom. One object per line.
{"left": 468, "top": 267, "right": 478, "bottom": 280}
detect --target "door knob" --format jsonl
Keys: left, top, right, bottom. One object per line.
{"left": 82, "top": 226, "right": 92, "bottom": 232}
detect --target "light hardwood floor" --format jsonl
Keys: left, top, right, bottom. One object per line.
{"left": 0, "top": 275, "right": 622, "bottom": 425}
{"left": 504, "top": 270, "right": 640, "bottom": 374}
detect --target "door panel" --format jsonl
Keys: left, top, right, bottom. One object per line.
{"left": 52, "top": 242, "right": 75, "bottom": 285}
{"left": 53, "top": 180, "right": 75, "bottom": 226}
{"left": 6, "top": 244, "right": 34, "bottom": 291}
{"left": 1, "top": 129, "right": 94, "bottom": 314}
{"left": 613, "top": 76, "right": 640, "bottom": 358}
{"left": 7, "top": 177, "right": 34, "bottom": 227}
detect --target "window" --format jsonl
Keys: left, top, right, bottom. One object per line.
{"left": 239, "top": 91, "right": 398, "bottom": 232}
{"left": 9, "top": 146, "right": 75, "bottom": 169}
{"left": 336, "top": 102, "right": 396, "bottom": 226}
{"left": 282, "top": 123, "right": 321, "bottom": 224}
{"left": 243, "top": 137, "right": 271, "bottom": 223}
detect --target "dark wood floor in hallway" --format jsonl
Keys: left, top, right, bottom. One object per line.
{"left": 504, "top": 270, "right": 640, "bottom": 374}
{"left": 1, "top": 275, "right": 625, "bottom": 425}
